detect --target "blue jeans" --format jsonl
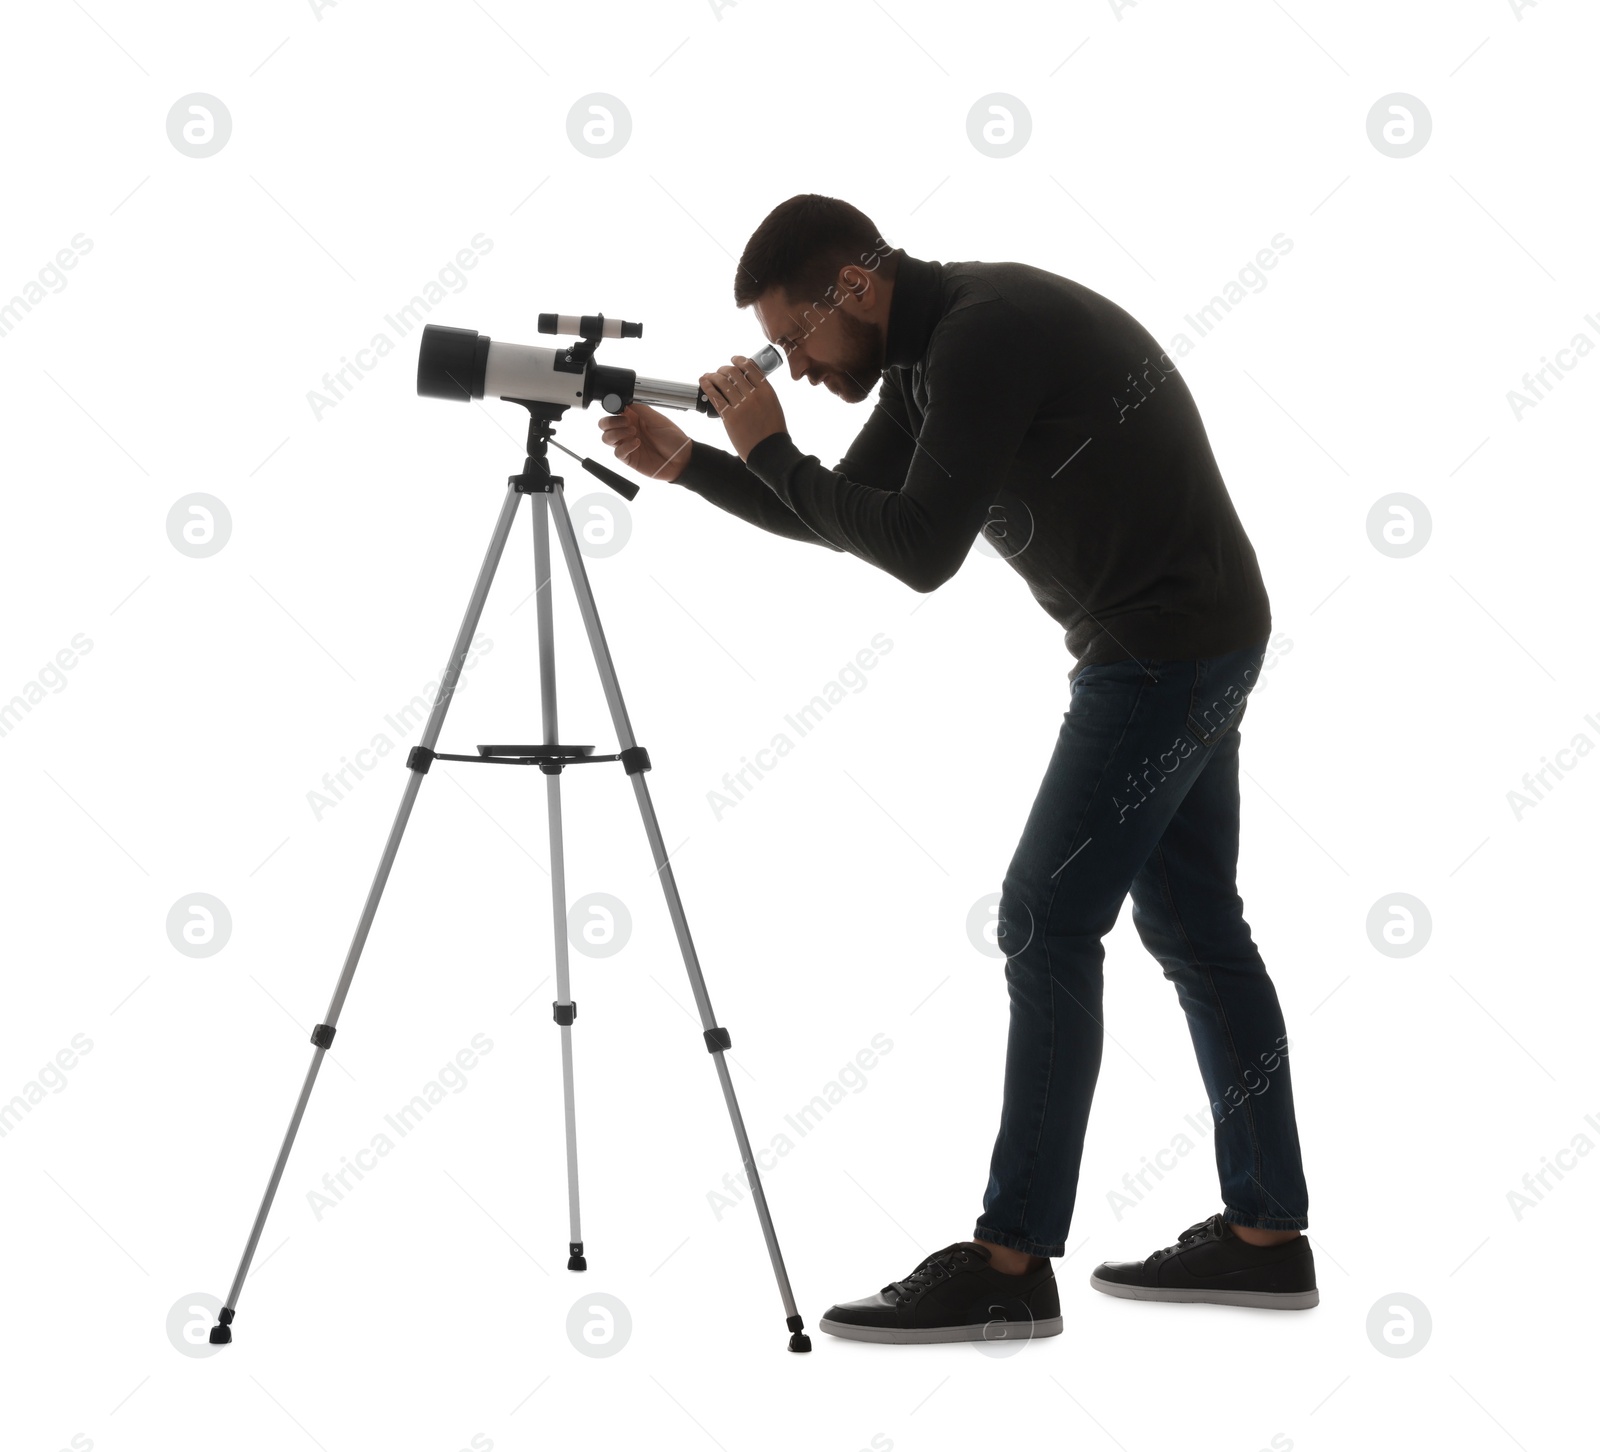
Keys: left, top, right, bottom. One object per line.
{"left": 973, "top": 639, "right": 1310, "bottom": 1257}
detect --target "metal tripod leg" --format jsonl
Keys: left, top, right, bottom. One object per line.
{"left": 531, "top": 492, "right": 586, "bottom": 1272}
{"left": 544, "top": 479, "right": 811, "bottom": 1353}
{"left": 209, "top": 482, "right": 525, "bottom": 1345}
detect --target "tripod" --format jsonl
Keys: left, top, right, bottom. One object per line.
{"left": 209, "top": 400, "right": 810, "bottom": 1352}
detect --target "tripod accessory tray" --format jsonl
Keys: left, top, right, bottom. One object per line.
{"left": 404, "top": 743, "right": 651, "bottom": 777}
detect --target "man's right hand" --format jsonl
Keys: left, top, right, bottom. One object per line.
{"left": 597, "top": 403, "right": 693, "bottom": 483}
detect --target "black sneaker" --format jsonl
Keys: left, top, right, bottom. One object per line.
{"left": 819, "top": 1241, "right": 1063, "bottom": 1345}
{"left": 1090, "top": 1212, "right": 1318, "bottom": 1309}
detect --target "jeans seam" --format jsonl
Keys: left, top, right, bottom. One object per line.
{"left": 971, "top": 1226, "right": 1064, "bottom": 1257}
{"left": 1185, "top": 659, "right": 1205, "bottom": 734}
{"left": 1009, "top": 963, "right": 1054, "bottom": 1238}
{"left": 1004, "top": 667, "right": 1153, "bottom": 1243}
{"left": 1244, "top": 1169, "right": 1310, "bottom": 1228}
{"left": 1151, "top": 837, "right": 1269, "bottom": 1217}
{"left": 1186, "top": 646, "right": 1263, "bottom": 747}
{"left": 1221, "top": 1207, "right": 1307, "bottom": 1232}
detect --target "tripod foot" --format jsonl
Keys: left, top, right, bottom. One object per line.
{"left": 787, "top": 1315, "right": 811, "bottom": 1353}
{"left": 209, "top": 1307, "right": 234, "bottom": 1345}
{"left": 567, "top": 1241, "right": 586, "bottom": 1272}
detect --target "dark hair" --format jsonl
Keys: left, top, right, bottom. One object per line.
{"left": 733, "top": 194, "right": 898, "bottom": 309}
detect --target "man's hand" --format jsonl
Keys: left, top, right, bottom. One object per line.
{"left": 597, "top": 402, "right": 693, "bottom": 482}
{"left": 699, "top": 355, "right": 787, "bottom": 462}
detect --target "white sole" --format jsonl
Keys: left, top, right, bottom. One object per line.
{"left": 1089, "top": 1273, "right": 1318, "bottom": 1310}
{"left": 818, "top": 1314, "right": 1065, "bottom": 1345}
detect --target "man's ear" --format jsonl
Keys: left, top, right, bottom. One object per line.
{"left": 837, "top": 264, "right": 874, "bottom": 308}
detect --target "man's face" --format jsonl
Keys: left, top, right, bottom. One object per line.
{"left": 752, "top": 271, "right": 887, "bottom": 404}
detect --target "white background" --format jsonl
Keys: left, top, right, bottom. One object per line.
{"left": 2, "top": 2, "right": 1595, "bottom": 1450}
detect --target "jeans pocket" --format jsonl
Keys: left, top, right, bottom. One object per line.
{"left": 1185, "top": 646, "right": 1265, "bottom": 746}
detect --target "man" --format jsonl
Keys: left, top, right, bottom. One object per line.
{"left": 598, "top": 194, "right": 1314, "bottom": 1345}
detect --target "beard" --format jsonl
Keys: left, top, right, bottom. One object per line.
{"left": 824, "top": 310, "right": 887, "bottom": 402}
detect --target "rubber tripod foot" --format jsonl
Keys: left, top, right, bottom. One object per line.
{"left": 567, "top": 1254, "right": 587, "bottom": 1270}
{"left": 788, "top": 1331, "right": 811, "bottom": 1352}
{"left": 209, "top": 1308, "right": 234, "bottom": 1345}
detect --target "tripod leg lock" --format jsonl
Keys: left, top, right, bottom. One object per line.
{"left": 703, "top": 1026, "right": 732, "bottom": 1053}
{"left": 619, "top": 745, "right": 651, "bottom": 775}
{"left": 406, "top": 745, "right": 436, "bottom": 774}
{"left": 552, "top": 1001, "right": 577, "bottom": 1026}
{"left": 310, "top": 1023, "right": 337, "bottom": 1049}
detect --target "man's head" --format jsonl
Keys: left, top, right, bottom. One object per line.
{"left": 734, "top": 194, "right": 900, "bottom": 404}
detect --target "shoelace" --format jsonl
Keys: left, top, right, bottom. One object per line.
{"left": 1146, "top": 1213, "right": 1226, "bottom": 1264}
{"left": 886, "top": 1243, "right": 975, "bottom": 1300}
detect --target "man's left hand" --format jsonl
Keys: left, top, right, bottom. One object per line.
{"left": 699, "top": 355, "right": 786, "bottom": 462}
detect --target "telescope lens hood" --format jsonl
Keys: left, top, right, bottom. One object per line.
{"left": 417, "top": 324, "right": 490, "bottom": 401}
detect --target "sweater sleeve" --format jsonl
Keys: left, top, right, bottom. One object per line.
{"left": 744, "top": 299, "right": 1038, "bottom": 593}
{"left": 672, "top": 438, "right": 845, "bottom": 550}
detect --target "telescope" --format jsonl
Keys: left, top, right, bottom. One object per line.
{"left": 416, "top": 315, "right": 782, "bottom": 416}
{"left": 206, "top": 317, "right": 816, "bottom": 1358}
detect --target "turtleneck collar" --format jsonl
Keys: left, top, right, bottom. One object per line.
{"left": 881, "top": 251, "right": 941, "bottom": 370}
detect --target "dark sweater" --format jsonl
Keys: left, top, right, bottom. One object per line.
{"left": 674, "top": 251, "right": 1270, "bottom": 677}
